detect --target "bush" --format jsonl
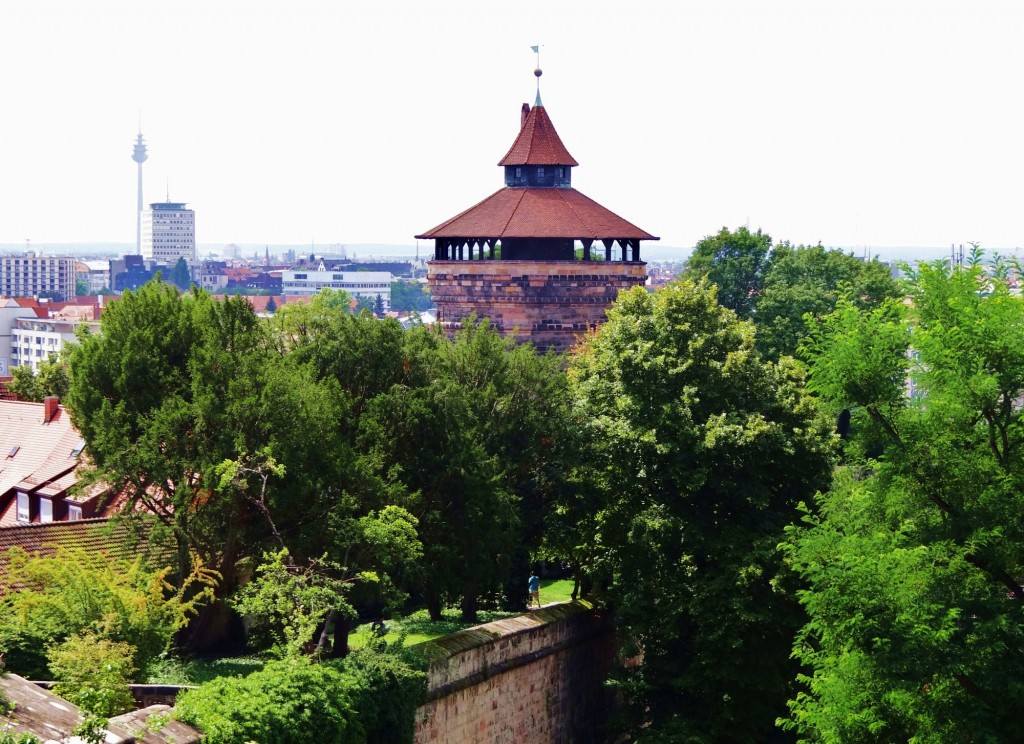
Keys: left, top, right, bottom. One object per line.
{"left": 175, "top": 658, "right": 363, "bottom": 744}
{"left": 48, "top": 633, "right": 136, "bottom": 717}
{"left": 0, "top": 547, "right": 216, "bottom": 678}
{"left": 175, "top": 646, "right": 426, "bottom": 744}
{"left": 339, "top": 648, "right": 427, "bottom": 744}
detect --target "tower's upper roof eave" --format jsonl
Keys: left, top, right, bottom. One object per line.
{"left": 416, "top": 187, "right": 658, "bottom": 241}
{"left": 498, "top": 105, "right": 579, "bottom": 167}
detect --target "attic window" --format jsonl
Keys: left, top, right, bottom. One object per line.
{"left": 7, "top": 445, "right": 19, "bottom": 459}
{"left": 70, "top": 438, "right": 85, "bottom": 458}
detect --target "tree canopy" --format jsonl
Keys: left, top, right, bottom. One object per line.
{"left": 566, "top": 279, "right": 833, "bottom": 743}
{"left": 785, "top": 260, "right": 1024, "bottom": 742}
{"left": 756, "top": 243, "right": 901, "bottom": 361}
{"left": 682, "top": 226, "right": 772, "bottom": 318}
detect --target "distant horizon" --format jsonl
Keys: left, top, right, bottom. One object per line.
{"left": 0, "top": 241, "right": 1010, "bottom": 266}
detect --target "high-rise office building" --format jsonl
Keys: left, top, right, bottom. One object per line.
{"left": 141, "top": 201, "right": 196, "bottom": 266}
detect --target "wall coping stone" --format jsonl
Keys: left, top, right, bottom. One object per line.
{"left": 414, "top": 600, "right": 612, "bottom": 703}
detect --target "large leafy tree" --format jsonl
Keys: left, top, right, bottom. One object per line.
{"left": 785, "top": 260, "right": 1024, "bottom": 742}
{"left": 756, "top": 243, "right": 901, "bottom": 361}
{"left": 568, "top": 280, "right": 833, "bottom": 743}
{"left": 64, "top": 284, "right": 422, "bottom": 655}
{"left": 682, "top": 226, "right": 773, "bottom": 318}
{"left": 360, "top": 319, "right": 571, "bottom": 622}
{"left": 65, "top": 283, "right": 273, "bottom": 585}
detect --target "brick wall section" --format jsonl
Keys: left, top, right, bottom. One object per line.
{"left": 414, "top": 601, "right": 616, "bottom": 744}
{"left": 428, "top": 260, "right": 647, "bottom": 354}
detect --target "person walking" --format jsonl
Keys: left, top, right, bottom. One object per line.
{"left": 528, "top": 572, "right": 541, "bottom": 609}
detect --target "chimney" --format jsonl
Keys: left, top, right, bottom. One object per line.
{"left": 43, "top": 396, "right": 60, "bottom": 424}
{"left": 521, "top": 103, "right": 530, "bottom": 128}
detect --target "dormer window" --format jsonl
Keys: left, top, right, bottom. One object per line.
{"left": 537, "top": 167, "right": 545, "bottom": 179}
{"left": 16, "top": 492, "right": 29, "bottom": 523}
{"left": 515, "top": 167, "right": 522, "bottom": 179}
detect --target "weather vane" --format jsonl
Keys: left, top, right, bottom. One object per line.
{"left": 531, "top": 44, "right": 543, "bottom": 106}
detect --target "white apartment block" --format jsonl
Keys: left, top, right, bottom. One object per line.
{"left": 141, "top": 201, "right": 196, "bottom": 266}
{"left": 0, "top": 254, "right": 78, "bottom": 301}
{"left": 10, "top": 315, "right": 100, "bottom": 372}
{"left": 282, "top": 267, "right": 392, "bottom": 310}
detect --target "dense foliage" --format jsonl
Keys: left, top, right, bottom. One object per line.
{"left": 566, "top": 280, "right": 833, "bottom": 743}
{"left": 784, "top": 260, "right": 1024, "bottom": 742}
{"left": 175, "top": 647, "right": 426, "bottom": 744}
{"left": 0, "top": 547, "right": 215, "bottom": 679}
{"left": 756, "top": 242, "right": 901, "bottom": 360}
{"left": 6, "top": 356, "right": 69, "bottom": 402}
{"left": 48, "top": 634, "right": 135, "bottom": 717}
{"left": 682, "top": 226, "right": 772, "bottom": 318}
{"left": 389, "top": 279, "right": 434, "bottom": 312}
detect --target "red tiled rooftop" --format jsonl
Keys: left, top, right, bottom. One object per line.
{"left": 498, "top": 105, "right": 578, "bottom": 167}
{"left": 0, "top": 401, "right": 81, "bottom": 500}
{"left": 0, "top": 517, "right": 177, "bottom": 594}
{"left": 0, "top": 517, "right": 131, "bottom": 559}
{"left": 416, "top": 187, "right": 658, "bottom": 241}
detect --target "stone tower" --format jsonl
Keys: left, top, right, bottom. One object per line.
{"left": 417, "top": 76, "right": 657, "bottom": 354}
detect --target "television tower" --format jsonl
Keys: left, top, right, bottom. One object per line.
{"left": 132, "top": 129, "right": 149, "bottom": 255}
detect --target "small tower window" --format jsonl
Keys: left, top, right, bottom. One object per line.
{"left": 515, "top": 167, "right": 522, "bottom": 179}
{"left": 537, "top": 167, "right": 545, "bottom": 178}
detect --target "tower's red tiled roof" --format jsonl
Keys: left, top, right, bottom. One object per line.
{"left": 416, "top": 188, "right": 658, "bottom": 241}
{"left": 498, "top": 106, "right": 578, "bottom": 167}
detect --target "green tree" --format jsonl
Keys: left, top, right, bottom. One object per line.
{"left": 784, "top": 259, "right": 1024, "bottom": 742}
{"left": 389, "top": 280, "right": 434, "bottom": 313}
{"left": 360, "top": 318, "right": 571, "bottom": 621}
{"left": 756, "top": 243, "right": 901, "bottom": 361}
{"left": 63, "top": 285, "right": 271, "bottom": 587}
{"left": 682, "top": 226, "right": 772, "bottom": 318}
{"left": 7, "top": 356, "right": 70, "bottom": 402}
{"left": 264, "top": 295, "right": 277, "bottom": 313}
{"left": 75, "top": 276, "right": 89, "bottom": 296}
{"left": 567, "top": 279, "right": 833, "bottom": 743}
{"left": 168, "top": 257, "right": 192, "bottom": 290}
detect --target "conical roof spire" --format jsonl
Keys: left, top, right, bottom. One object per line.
{"left": 498, "top": 105, "right": 578, "bottom": 166}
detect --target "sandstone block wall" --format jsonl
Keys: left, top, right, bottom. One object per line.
{"left": 414, "top": 602, "right": 616, "bottom": 744}
{"left": 428, "top": 260, "right": 647, "bottom": 353}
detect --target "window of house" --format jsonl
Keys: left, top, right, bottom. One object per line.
{"left": 40, "top": 498, "right": 52, "bottom": 523}
{"left": 68, "top": 504, "right": 82, "bottom": 520}
{"left": 515, "top": 167, "right": 522, "bottom": 179}
{"left": 538, "top": 167, "right": 545, "bottom": 178}
{"left": 16, "top": 492, "right": 29, "bottom": 523}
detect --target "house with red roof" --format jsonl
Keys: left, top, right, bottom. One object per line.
{"left": 417, "top": 70, "right": 657, "bottom": 353}
{"left": 0, "top": 397, "right": 109, "bottom": 526}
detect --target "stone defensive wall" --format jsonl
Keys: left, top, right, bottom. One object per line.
{"left": 428, "top": 260, "right": 647, "bottom": 353}
{"left": 413, "top": 601, "right": 617, "bottom": 744}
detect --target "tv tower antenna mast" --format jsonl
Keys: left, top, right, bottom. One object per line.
{"left": 132, "top": 124, "right": 149, "bottom": 255}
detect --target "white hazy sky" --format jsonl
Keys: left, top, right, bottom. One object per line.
{"left": 1, "top": 0, "right": 1022, "bottom": 252}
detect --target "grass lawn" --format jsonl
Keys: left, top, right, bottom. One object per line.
{"left": 147, "top": 581, "right": 581, "bottom": 682}
{"left": 350, "top": 580, "right": 578, "bottom": 649}
{"left": 539, "top": 578, "right": 575, "bottom": 605}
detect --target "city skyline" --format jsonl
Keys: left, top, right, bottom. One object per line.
{"left": 1, "top": 1, "right": 1022, "bottom": 253}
